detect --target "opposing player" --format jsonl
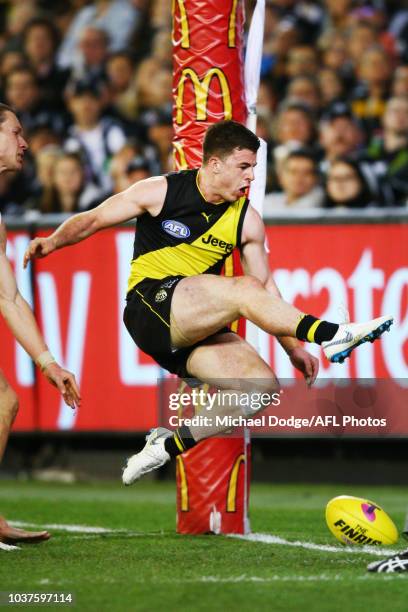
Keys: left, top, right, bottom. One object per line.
{"left": 0, "top": 103, "right": 80, "bottom": 546}
{"left": 368, "top": 516, "right": 408, "bottom": 572}
{"left": 23, "top": 120, "right": 393, "bottom": 484}
{"left": 368, "top": 548, "right": 408, "bottom": 573}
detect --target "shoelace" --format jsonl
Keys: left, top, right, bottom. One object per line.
{"left": 337, "top": 303, "right": 350, "bottom": 325}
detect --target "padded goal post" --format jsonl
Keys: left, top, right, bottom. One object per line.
{"left": 172, "top": 0, "right": 251, "bottom": 534}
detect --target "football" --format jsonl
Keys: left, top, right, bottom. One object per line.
{"left": 325, "top": 495, "right": 399, "bottom": 545}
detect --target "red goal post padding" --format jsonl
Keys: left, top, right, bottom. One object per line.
{"left": 172, "top": 0, "right": 250, "bottom": 534}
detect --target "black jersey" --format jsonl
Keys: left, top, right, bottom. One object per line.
{"left": 127, "top": 169, "right": 249, "bottom": 293}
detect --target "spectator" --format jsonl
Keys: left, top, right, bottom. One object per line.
{"left": 57, "top": 0, "right": 141, "bottom": 70}
{"left": 25, "top": 145, "right": 63, "bottom": 211}
{"left": 3, "top": 0, "right": 38, "bottom": 50}
{"left": 0, "top": 0, "right": 405, "bottom": 220}
{"left": 319, "top": 102, "right": 363, "bottom": 168}
{"left": 4, "top": 66, "right": 67, "bottom": 135}
{"left": 320, "top": 31, "right": 349, "bottom": 73}
{"left": 392, "top": 65, "right": 408, "bottom": 97}
{"left": 286, "top": 45, "right": 320, "bottom": 80}
{"left": 323, "top": 0, "right": 353, "bottom": 33}
{"left": 274, "top": 101, "right": 316, "bottom": 148}
{"left": 125, "top": 155, "right": 151, "bottom": 188}
{"left": 264, "top": 149, "right": 324, "bottom": 212}
{"left": 272, "top": 101, "right": 317, "bottom": 186}
{"left": 318, "top": 68, "right": 345, "bottom": 106}
{"left": 34, "top": 152, "right": 101, "bottom": 213}
{"left": 324, "top": 157, "right": 377, "bottom": 209}
{"left": 135, "top": 64, "right": 173, "bottom": 116}
{"left": 256, "top": 110, "right": 274, "bottom": 147}
{"left": 361, "top": 96, "right": 408, "bottom": 205}
{"left": 149, "top": 27, "right": 173, "bottom": 70}
{"left": 106, "top": 51, "right": 138, "bottom": 121}
{"left": 109, "top": 139, "right": 158, "bottom": 193}
{"left": 68, "top": 26, "right": 110, "bottom": 86}
{"left": 259, "top": 1, "right": 305, "bottom": 87}
{"left": 109, "top": 141, "right": 142, "bottom": 194}
{"left": 65, "top": 81, "right": 126, "bottom": 195}
{"left": 347, "top": 21, "right": 378, "bottom": 68}
{"left": 0, "top": 50, "right": 25, "bottom": 95}
{"left": 257, "top": 78, "right": 277, "bottom": 118}
{"left": 22, "top": 17, "right": 69, "bottom": 111}
{"left": 27, "top": 126, "right": 61, "bottom": 157}
{"left": 352, "top": 46, "right": 393, "bottom": 135}
{"left": 286, "top": 76, "right": 321, "bottom": 114}
{"left": 263, "top": 1, "right": 323, "bottom": 45}
{"left": 144, "top": 109, "right": 173, "bottom": 173}
{"left": 134, "top": 29, "right": 173, "bottom": 114}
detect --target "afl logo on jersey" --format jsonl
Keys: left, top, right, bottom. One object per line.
{"left": 162, "top": 220, "right": 190, "bottom": 239}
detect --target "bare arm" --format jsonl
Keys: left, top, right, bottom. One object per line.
{"left": 0, "top": 222, "right": 80, "bottom": 407}
{"left": 0, "top": 222, "right": 48, "bottom": 359}
{"left": 23, "top": 176, "right": 168, "bottom": 267}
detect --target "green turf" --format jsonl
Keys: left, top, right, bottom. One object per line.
{"left": 0, "top": 481, "right": 407, "bottom": 611}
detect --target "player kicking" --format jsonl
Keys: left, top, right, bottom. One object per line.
{"left": 0, "top": 104, "right": 80, "bottom": 547}
{"left": 23, "top": 120, "right": 393, "bottom": 484}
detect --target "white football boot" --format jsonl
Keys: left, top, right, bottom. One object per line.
{"left": 122, "top": 427, "right": 171, "bottom": 485}
{"left": 322, "top": 315, "right": 394, "bottom": 364}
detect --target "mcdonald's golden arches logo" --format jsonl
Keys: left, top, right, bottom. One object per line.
{"left": 175, "top": 67, "right": 232, "bottom": 125}
{"left": 177, "top": 453, "right": 245, "bottom": 514}
{"left": 172, "top": 0, "right": 240, "bottom": 49}
{"left": 228, "top": 0, "right": 239, "bottom": 47}
{"left": 226, "top": 453, "right": 245, "bottom": 512}
{"left": 172, "top": 0, "right": 190, "bottom": 48}
{"left": 176, "top": 455, "right": 189, "bottom": 511}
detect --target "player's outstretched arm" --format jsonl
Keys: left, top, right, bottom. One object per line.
{"left": 23, "top": 176, "right": 168, "bottom": 267}
{"left": 240, "top": 206, "right": 319, "bottom": 385}
{"left": 0, "top": 223, "right": 80, "bottom": 408}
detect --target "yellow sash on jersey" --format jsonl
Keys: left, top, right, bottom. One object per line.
{"left": 127, "top": 197, "right": 246, "bottom": 293}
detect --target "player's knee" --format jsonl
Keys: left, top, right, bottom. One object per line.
{"left": 233, "top": 276, "right": 264, "bottom": 310}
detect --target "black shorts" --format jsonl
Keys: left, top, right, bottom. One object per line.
{"left": 125, "top": 275, "right": 232, "bottom": 379}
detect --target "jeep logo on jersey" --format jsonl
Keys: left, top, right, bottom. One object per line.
{"left": 202, "top": 234, "right": 234, "bottom": 253}
{"left": 162, "top": 220, "right": 190, "bottom": 239}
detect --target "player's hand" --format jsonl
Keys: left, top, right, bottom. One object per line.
{"left": 23, "top": 236, "right": 57, "bottom": 268}
{"left": 288, "top": 347, "right": 319, "bottom": 387}
{"left": 42, "top": 363, "right": 81, "bottom": 409}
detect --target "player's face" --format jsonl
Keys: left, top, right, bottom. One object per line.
{"left": 216, "top": 148, "right": 257, "bottom": 201}
{"left": 0, "top": 112, "right": 28, "bottom": 172}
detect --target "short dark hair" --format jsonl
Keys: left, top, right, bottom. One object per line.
{"left": 107, "top": 50, "right": 135, "bottom": 65}
{"left": 22, "top": 17, "right": 61, "bottom": 50}
{"left": 5, "top": 65, "right": 38, "bottom": 88}
{"left": 203, "top": 120, "right": 260, "bottom": 163}
{"left": 284, "top": 148, "right": 318, "bottom": 168}
{"left": 0, "top": 102, "right": 15, "bottom": 126}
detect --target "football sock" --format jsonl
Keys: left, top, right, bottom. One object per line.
{"left": 164, "top": 426, "right": 197, "bottom": 457}
{"left": 296, "top": 314, "right": 339, "bottom": 344}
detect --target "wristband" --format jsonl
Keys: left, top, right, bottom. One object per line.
{"left": 36, "top": 350, "right": 56, "bottom": 372}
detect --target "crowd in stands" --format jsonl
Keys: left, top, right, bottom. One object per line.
{"left": 261, "top": 0, "right": 408, "bottom": 211}
{"left": 0, "top": 0, "right": 406, "bottom": 216}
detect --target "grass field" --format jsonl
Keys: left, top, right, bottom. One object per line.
{"left": 0, "top": 480, "right": 407, "bottom": 611}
